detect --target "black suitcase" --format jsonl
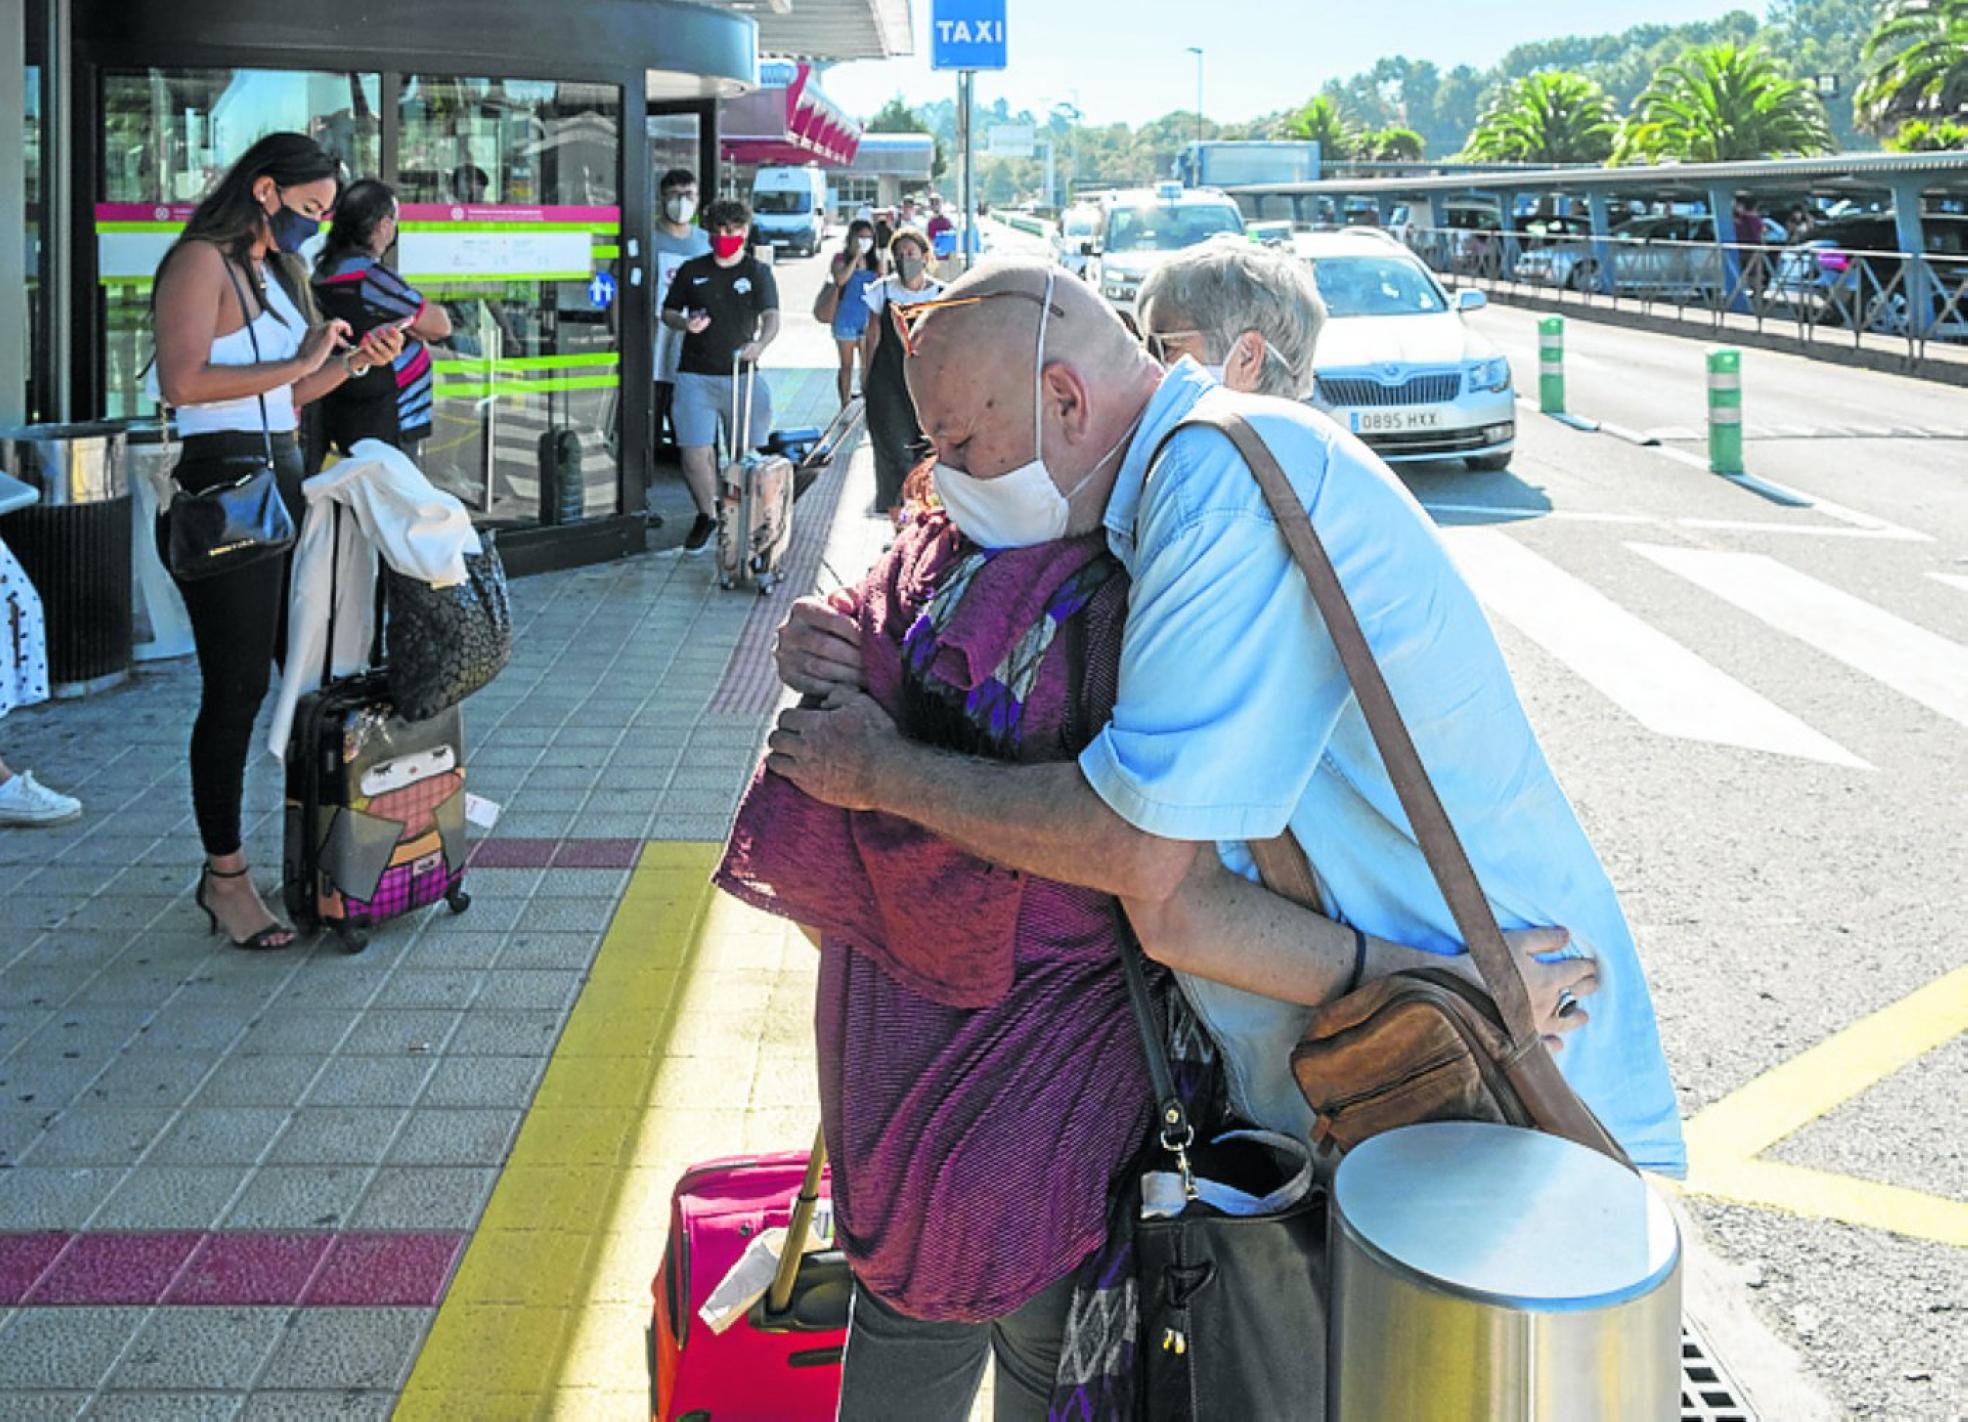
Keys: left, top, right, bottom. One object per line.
{"left": 282, "top": 506, "right": 472, "bottom": 953}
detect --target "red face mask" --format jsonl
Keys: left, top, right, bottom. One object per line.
{"left": 711, "top": 233, "right": 746, "bottom": 260}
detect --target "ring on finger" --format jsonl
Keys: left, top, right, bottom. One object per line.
{"left": 1555, "top": 990, "right": 1580, "bottom": 1018}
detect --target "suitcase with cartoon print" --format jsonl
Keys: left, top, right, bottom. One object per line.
{"left": 283, "top": 672, "right": 472, "bottom": 953}
{"left": 282, "top": 508, "right": 472, "bottom": 953}
{"left": 715, "top": 359, "right": 795, "bottom": 596}
{"left": 650, "top": 1132, "right": 848, "bottom": 1421}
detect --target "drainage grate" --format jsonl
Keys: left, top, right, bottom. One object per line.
{"left": 1683, "top": 1320, "right": 1757, "bottom": 1422}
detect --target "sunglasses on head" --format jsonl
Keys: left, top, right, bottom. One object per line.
{"left": 1139, "top": 327, "right": 1204, "bottom": 365}
{"left": 887, "top": 287, "right": 1066, "bottom": 358}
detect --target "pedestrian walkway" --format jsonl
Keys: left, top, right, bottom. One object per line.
{"left": 0, "top": 359, "right": 883, "bottom": 1418}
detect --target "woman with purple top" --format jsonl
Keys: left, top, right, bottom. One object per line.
{"left": 718, "top": 480, "right": 1482, "bottom": 1416}
{"left": 719, "top": 487, "right": 1149, "bottom": 1418}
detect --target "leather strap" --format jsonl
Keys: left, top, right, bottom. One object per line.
{"left": 1149, "top": 402, "right": 1540, "bottom": 1052}
{"left": 1246, "top": 834, "right": 1321, "bottom": 909}
{"left": 1116, "top": 914, "right": 1193, "bottom": 1157}
{"left": 219, "top": 259, "right": 278, "bottom": 470}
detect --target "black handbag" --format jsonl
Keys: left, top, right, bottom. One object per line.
{"left": 1118, "top": 926, "right": 1329, "bottom": 1422}
{"left": 166, "top": 262, "right": 298, "bottom": 582}
{"left": 384, "top": 535, "right": 512, "bottom": 723}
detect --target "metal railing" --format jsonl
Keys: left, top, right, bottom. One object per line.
{"left": 1393, "top": 224, "right": 1968, "bottom": 375}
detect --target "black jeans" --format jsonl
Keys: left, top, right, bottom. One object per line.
{"left": 160, "top": 430, "right": 306, "bottom": 857}
{"left": 834, "top": 1270, "right": 1075, "bottom": 1422}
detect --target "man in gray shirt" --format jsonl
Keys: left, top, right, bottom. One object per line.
{"left": 652, "top": 168, "right": 712, "bottom": 464}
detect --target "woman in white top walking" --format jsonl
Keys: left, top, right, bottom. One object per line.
{"left": 151, "top": 132, "right": 403, "bottom": 950}
{"left": 859, "top": 226, "right": 945, "bottom": 515}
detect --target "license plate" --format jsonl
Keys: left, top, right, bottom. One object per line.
{"left": 1352, "top": 409, "right": 1445, "bottom": 434}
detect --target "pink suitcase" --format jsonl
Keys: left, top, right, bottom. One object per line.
{"left": 651, "top": 1133, "right": 848, "bottom": 1421}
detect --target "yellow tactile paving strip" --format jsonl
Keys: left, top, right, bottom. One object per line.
{"left": 398, "top": 841, "right": 819, "bottom": 1420}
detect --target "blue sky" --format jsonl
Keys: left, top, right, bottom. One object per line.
{"left": 818, "top": 0, "right": 1764, "bottom": 126}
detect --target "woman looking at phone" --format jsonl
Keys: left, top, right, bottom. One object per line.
{"left": 151, "top": 132, "right": 405, "bottom": 951}
{"left": 313, "top": 178, "right": 452, "bottom": 458}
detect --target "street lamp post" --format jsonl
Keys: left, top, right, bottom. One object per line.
{"left": 1187, "top": 46, "right": 1204, "bottom": 158}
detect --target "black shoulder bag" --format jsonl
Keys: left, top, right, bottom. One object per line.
{"left": 166, "top": 261, "right": 299, "bottom": 582}
{"left": 1119, "top": 923, "right": 1330, "bottom": 1421}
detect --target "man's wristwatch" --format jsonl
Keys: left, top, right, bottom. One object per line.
{"left": 342, "top": 353, "right": 372, "bottom": 379}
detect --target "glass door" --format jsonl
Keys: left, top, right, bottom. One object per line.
{"left": 395, "top": 75, "right": 622, "bottom": 527}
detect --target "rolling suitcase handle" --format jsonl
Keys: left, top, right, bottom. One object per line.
{"left": 728, "top": 351, "right": 760, "bottom": 462}
{"left": 765, "top": 1125, "right": 828, "bottom": 1316}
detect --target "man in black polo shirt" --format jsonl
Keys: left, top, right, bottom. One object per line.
{"left": 661, "top": 198, "right": 781, "bottom": 553}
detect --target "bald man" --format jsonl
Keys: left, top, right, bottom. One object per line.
{"left": 769, "top": 259, "right": 1685, "bottom": 1177}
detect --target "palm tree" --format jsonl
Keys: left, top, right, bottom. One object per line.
{"left": 1616, "top": 42, "right": 1835, "bottom": 162}
{"left": 1361, "top": 126, "right": 1426, "bottom": 161}
{"left": 1858, "top": 0, "right": 1968, "bottom": 134}
{"left": 1279, "top": 95, "right": 1357, "bottom": 161}
{"left": 1462, "top": 72, "right": 1619, "bottom": 164}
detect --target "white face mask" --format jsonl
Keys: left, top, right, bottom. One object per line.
{"left": 854, "top": 236, "right": 874, "bottom": 254}
{"left": 1201, "top": 363, "right": 1227, "bottom": 382}
{"left": 933, "top": 269, "right": 1136, "bottom": 549}
{"left": 664, "top": 194, "right": 697, "bottom": 225}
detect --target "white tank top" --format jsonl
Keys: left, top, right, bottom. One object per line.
{"left": 173, "top": 265, "right": 306, "bottom": 437}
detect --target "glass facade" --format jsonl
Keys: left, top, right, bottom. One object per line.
{"left": 89, "top": 68, "right": 623, "bottom": 531}
{"left": 97, "top": 68, "right": 382, "bottom": 419}
{"left": 23, "top": 62, "right": 40, "bottom": 422}
{"left": 395, "top": 76, "right": 623, "bottom": 526}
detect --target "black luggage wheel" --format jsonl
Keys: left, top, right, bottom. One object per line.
{"left": 446, "top": 888, "right": 472, "bottom": 915}
{"left": 333, "top": 924, "right": 369, "bottom": 955}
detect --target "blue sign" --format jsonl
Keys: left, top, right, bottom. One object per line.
{"left": 930, "top": 0, "right": 1007, "bottom": 70}
{"left": 587, "top": 271, "right": 617, "bottom": 310}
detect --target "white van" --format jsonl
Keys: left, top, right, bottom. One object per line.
{"left": 750, "top": 167, "right": 828, "bottom": 257}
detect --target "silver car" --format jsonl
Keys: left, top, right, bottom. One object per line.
{"left": 1294, "top": 231, "right": 1516, "bottom": 472}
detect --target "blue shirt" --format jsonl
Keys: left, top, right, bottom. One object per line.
{"left": 1079, "top": 361, "right": 1686, "bottom": 1175}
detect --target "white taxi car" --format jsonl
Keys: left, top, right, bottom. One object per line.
{"left": 1292, "top": 229, "right": 1515, "bottom": 472}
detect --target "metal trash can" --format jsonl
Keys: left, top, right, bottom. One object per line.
{"left": 1329, "top": 1122, "right": 1681, "bottom": 1421}
{"left": 122, "top": 419, "right": 196, "bottom": 662}
{"left": 0, "top": 422, "right": 134, "bottom": 696}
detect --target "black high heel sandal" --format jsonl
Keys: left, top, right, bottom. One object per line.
{"left": 196, "top": 865, "right": 297, "bottom": 952}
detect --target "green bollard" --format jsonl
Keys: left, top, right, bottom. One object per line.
{"left": 1538, "top": 317, "right": 1565, "bottom": 415}
{"left": 1707, "top": 348, "right": 1744, "bottom": 475}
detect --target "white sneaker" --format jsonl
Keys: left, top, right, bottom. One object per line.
{"left": 0, "top": 772, "right": 83, "bottom": 827}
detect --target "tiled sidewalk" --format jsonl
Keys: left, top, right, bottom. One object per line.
{"left": 0, "top": 365, "right": 883, "bottom": 1417}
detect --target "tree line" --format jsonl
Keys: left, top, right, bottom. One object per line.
{"left": 859, "top": 0, "right": 1966, "bottom": 202}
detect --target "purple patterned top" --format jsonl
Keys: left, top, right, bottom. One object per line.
{"left": 716, "top": 514, "right": 1152, "bottom": 1321}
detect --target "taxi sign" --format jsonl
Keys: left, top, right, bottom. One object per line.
{"left": 930, "top": 0, "right": 1007, "bottom": 70}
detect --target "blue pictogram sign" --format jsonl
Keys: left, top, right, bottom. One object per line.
{"left": 587, "top": 271, "right": 618, "bottom": 310}
{"left": 930, "top": 0, "right": 1007, "bottom": 70}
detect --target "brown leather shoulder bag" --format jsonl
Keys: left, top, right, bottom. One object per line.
{"left": 1162, "top": 403, "right": 1629, "bottom": 1170}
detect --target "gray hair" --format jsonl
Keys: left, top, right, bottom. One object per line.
{"left": 1137, "top": 235, "right": 1325, "bottom": 399}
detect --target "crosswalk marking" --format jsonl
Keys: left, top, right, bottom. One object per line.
{"left": 1932, "top": 572, "right": 1968, "bottom": 596}
{"left": 1632, "top": 544, "right": 1968, "bottom": 730}
{"left": 1442, "top": 528, "right": 1869, "bottom": 769}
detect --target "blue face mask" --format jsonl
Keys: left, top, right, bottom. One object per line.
{"left": 268, "top": 198, "right": 320, "bottom": 254}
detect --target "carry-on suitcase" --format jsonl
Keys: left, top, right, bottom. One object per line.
{"left": 715, "top": 358, "right": 795, "bottom": 595}
{"left": 283, "top": 507, "right": 472, "bottom": 954}
{"left": 651, "top": 1129, "right": 850, "bottom": 1422}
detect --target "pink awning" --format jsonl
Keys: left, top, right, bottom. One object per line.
{"left": 721, "top": 61, "right": 861, "bottom": 168}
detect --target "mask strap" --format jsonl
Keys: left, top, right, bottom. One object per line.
{"left": 1033, "top": 268, "right": 1056, "bottom": 469}
{"left": 1059, "top": 404, "right": 1147, "bottom": 504}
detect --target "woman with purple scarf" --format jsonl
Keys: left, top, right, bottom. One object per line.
{"left": 718, "top": 497, "right": 1151, "bottom": 1419}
